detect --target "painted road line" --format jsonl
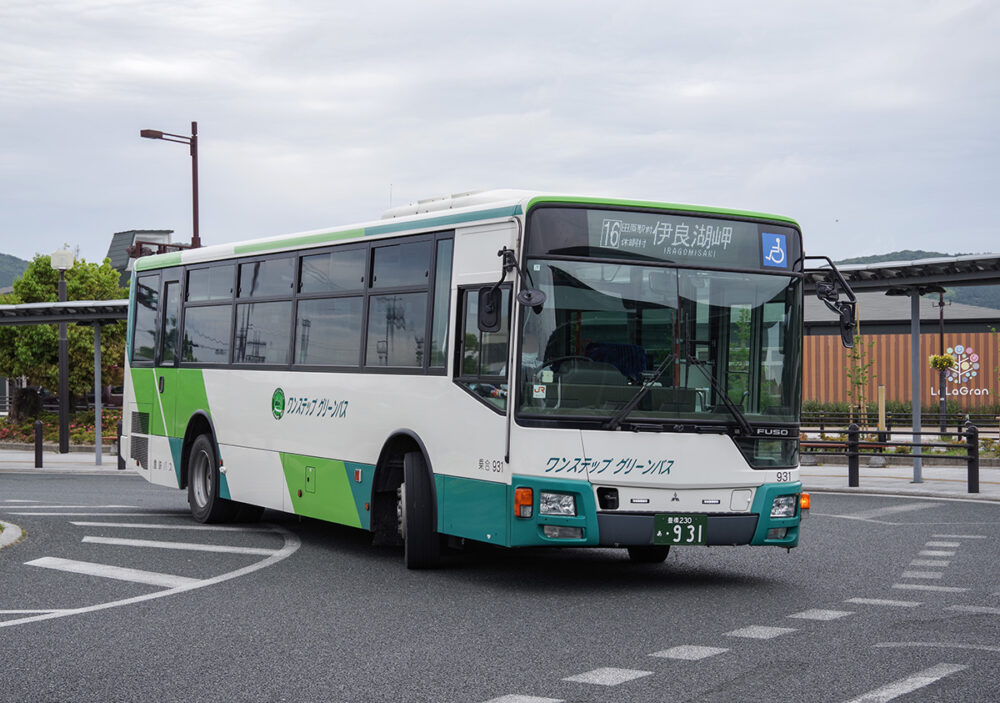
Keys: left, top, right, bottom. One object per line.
{"left": 846, "top": 598, "right": 921, "bottom": 607}
{"left": 725, "top": 626, "right": 797, "bottom": 639}
{"left": 6, "top": 505, "right": 137, "bottom": 509}
{"left": 875, "top": 642, "right": 1000, "bottom": 653}
{"left": 924, "top": 541, "right": 960, "bottom": 548}
{"left": 837, "top": 503, "right": 942, "bottom": 521}
{"left": 892, "top": 584, "right": 968, "bottom": 593}
{"left": 910, "top": 559, "right": 949, "bottom": 567}
{"left": 841, "top": 663, "right": 967, "bottom": 703}
{"left": 650, "top": 645, "right": 729, "bottom": 660}
{"left": 2, "top": 500, "right": 40, "bottom": 503}
{"left": 900, "top": 571, "right": 944, "bottom": 579}
{"left": 481, "top": 696, "right": 564, "bottom": 703}
{"left": 919, "top": 550, "right": 956, "bottom": 557}
{"left": 932, "top": 534, "right": 986, "bottom": 539}
{"left": 9, "top": 512, "right": 187, "bottom": 517}
{"left": 1, "top": 524, "right": 299, "bottom": 629}
{"left": 788, "top": 609, "right": 854, "bottom": 621}
{"left": 70, "top": 521, "right": 273, "bottom": 532}
{"left": 0, "top": 609, "right": 72, "bottom": 615}
{"left": 25, "top": 557, "right": 200, "bottom": 588}
{"left": 81, "top": 536, "right": 278, "bottom": 555}
{"left": 562, "top": 668, "right": 652, "bottom": 686}
{"left": 946, "top": 605, "right": 1000, "bottom": 615}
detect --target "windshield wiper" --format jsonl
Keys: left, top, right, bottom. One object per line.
{"left": 684, "top": 354, "right": 754, "bottom": 437}
{"left": 603, "top": 353, "right": 675, "bottom": 431}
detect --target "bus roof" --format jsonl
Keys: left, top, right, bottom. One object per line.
{"left": 134, "top": 189, "right": 799, "bottom": 272}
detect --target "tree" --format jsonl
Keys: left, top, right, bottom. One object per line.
{"left": 0, "top": 255, "right": 127, "bottom": 407}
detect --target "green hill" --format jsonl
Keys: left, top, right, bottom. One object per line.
{"left": 837, "top": 250, "right": 1000, "bottom": 311}
{"left": 0, "top": 253, "right": 30, "bottom": 290}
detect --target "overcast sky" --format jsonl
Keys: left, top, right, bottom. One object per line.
{"left": 2, "top": 0, "right": 997, "bottom": 266}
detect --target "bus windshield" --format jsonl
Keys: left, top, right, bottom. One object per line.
{"left": 516, "top": 260, "right": 802, "bottom": 427}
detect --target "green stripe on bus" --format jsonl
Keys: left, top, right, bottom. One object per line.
{"left": 134, "top": 252, "right": 183, "bottom": 271}
{"left": 233, "top": 229, "right": 365, "bottom": 254}
{"left": 279, "top": 453, "right": 373, "bottom": 529}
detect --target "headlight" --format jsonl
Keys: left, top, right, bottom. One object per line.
{"left": 771, "top": 495, "right": 797, "bottom": 518}
{"left": 540, "top": 492, "right": 576, "bottom": 516}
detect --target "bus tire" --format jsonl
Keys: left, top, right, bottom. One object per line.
{"left": 187, "top": 434, "right": 238, "bottom": 523}
{"left": 402, "top": 451, "right": 440, "bottom": 569}
{"left": 627, "top": 545, "right": 670, "bottom": 563}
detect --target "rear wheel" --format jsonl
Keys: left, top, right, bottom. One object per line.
{"left": 401, "top": 451, "right": 440, "bottom": 569}
{"left": 187, "top": 434, "right": 238, "bottom": 523}
{"left": 627, "top": 545, "right": 670, "bottom": 563}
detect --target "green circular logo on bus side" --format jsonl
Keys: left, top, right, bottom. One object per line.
{"left": 271, "top": 388, "right": 285, "bottom": 420}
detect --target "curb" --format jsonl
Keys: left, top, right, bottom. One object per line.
{"left": 805, "top": 487, "right": 1000, "bottom": 503}
{"left": 0, "top": 521, "right": 25, "bottom": 550}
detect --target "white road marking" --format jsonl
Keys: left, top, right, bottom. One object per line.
{"left": 6, "top": 505, "right": 137, "bottom": 509}
{"left": 0, "top": 609, "right": 71, "bottom": 615}
{"left": 893, "top": 584, "right": 968, "bottom": 593}
{"left": 909, "top": 559, "right": 949, "bottom": 567}
{"left": 7, "top": 513, "right": 189, "bottom": 517}
{"left": 0, "top": 524, "right": 299, "bottom": 628}
{"left": 25, "top": 557, "right": 199, "bottom": 588}
{"left": 919, "top": 550, "right": 955, "bottom": 557}
{"left": 841, "top": 663, "right": 966, "bottom": 702}
{"left": 924, "top": 541, "right": 960, "bottom": 548}
{"left": 932, "top": 534, "right": 986, "bottom": 539}
{"left": 650, "top": 645, "right": 728, "bottom": 660}
{"left": 900, "top": 571, "right": 943, "bottom": 579}
{"left": 2, "top": 500, "right": 40, "bottom": 503}
{"left": 836, "top": 503, "right": 941, "bottom": 521}
{"left": 0, "top": 521, "right": 24, "bottom": 549}
{"left": 562, "top": 668, "right": 652, "bottom": 685}
{"left": 846, "top": 598, "right": 921, "bottom": 607}
{"left": 70, "top": 521, "right": 273, "bottom": 532}
{"left": 875, "top": 642, "right": 1000, "bottom": 653}
{"left": 725, "top": 625, "right": 797, "bottom": 639}
{"left": 481, "top": 697, "right": 564, "bottom": 703}
{"left": 81, "top": 536, "right": 278, "bottom": 555}
{"left": 946, "top": 605, "right": 1000, "bottom": 615}
{"left": 788, "top": 609, "right": 853, "bottom": 621}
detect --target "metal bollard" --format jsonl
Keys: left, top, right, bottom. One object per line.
{"left": 965, "top": 422, "right": 979, "bottom": 494}
{"left": 34, "top": 420, "right": 43, "bottom": 468}
{"left": 117, "top": 420, "right": 125, "bottom": 471}
{"left": 819, "top": 412, "right": 825, "bottom": 434}
{"left": 848, "top": 422, "right": 860, "bottom": 487}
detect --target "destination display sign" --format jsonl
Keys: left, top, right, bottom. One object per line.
{"left": 527, "top": 206, "right": 799, "bottom": 270}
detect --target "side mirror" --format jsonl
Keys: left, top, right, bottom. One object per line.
{"left": 477, "top": 287, "right": 501, "bottom": 333}
{"left": 838, "top": 301, "right": 856, "bottom": 348}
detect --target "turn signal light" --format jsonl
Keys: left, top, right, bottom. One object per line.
{"left": 800, "top": 492, "right": 811, "bottom": 510}
{"left": 514, "top": 487, "right": 533, "bottom": 518}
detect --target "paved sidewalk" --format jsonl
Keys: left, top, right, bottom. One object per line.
{"left": 1, "top": 449, "right": 997, "bottom": 501}
{"left": 0, "top": 448, "right": 130, "bottom": 474}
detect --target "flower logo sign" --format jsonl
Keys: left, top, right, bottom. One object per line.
{"left": 945, "top": 345, "right": 980, "bottom": 385}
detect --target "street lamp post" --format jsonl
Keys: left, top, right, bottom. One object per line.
{"left": 140, "top": 121, "right": 200, "bottom": 249}
{"left": 50, "top": 248, "right": 75, "bottom": 453}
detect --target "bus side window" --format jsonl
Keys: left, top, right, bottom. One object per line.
{"left": 455, "top": 287, "right": 510, "bottom": 412}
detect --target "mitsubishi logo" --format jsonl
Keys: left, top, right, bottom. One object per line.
{"left": 671, "top": 492, "right": 680, "bottom": 502}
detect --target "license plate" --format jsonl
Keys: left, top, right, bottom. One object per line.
{"left": 654, "top": 514, "right": 707, "bottom": 545}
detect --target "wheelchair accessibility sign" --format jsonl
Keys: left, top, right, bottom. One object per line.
{"left": 761, "top": 232, "right": 788, "bottom": 268}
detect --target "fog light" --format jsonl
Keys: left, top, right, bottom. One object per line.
{"left": 771, "top": 495, "right": 797, "bottom": 518}
{"left": 768, "top": 527, "right": 788, "bottom": 539}
{"left": 540, "top": 491, "right": 576, "bottom": 516}
{"left": 543, "top": 525, "right": 583, "bottom": 539}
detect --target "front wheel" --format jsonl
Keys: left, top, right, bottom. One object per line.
{"left": 187, "top": 434, "right": 238, "bottom": 523}
{"left": 401, "top": 451, "right": 440, "bottom": 569}
{"left": 627, "top": 545, "right": 670, "bottom": 563}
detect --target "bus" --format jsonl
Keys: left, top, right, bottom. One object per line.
{"left": 122, "top": 190, "right": 855, "bottom": 568}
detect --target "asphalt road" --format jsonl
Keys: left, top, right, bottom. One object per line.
{"left": 1, "top": 473, "right": 998, "bottom": 703}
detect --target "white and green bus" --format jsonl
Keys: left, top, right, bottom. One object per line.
{"left": 122, "top": 190, "right": 855, "bottom": 567}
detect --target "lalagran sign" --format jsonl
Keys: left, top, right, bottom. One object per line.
{"left": 930, "top": 344, "right": 991, "bottom": 398}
